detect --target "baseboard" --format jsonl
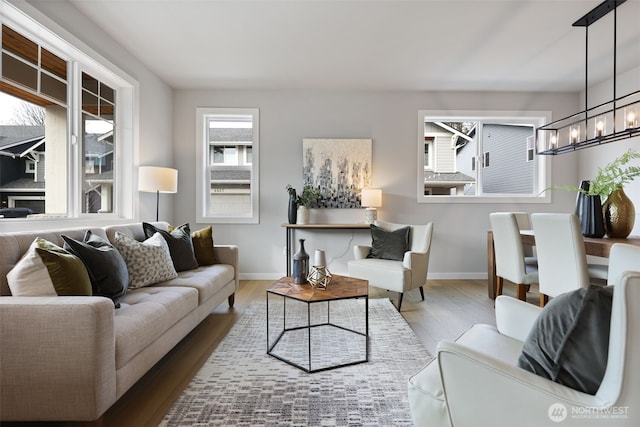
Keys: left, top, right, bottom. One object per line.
{"left": 238, "top": 272, "right": 488, "bottom": 281}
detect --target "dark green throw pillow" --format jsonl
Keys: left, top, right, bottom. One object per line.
{"left": 143, "top": 222, "right": 199, "bottom": 272}
{"left": 63, "top": 230, "right": 129, "bottom": 308}
{"left": 367, "top": 224, "right": 410, "bottom": 261}
{"left": 517, "top": 285, "right": 614, "bottom": 395}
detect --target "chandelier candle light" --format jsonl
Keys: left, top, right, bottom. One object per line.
{"left": 536, "top": 0, "right": 640, "bottom": 155}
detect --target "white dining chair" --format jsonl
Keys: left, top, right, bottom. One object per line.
{"left": 513, "top": 212, "right": 537, "bottom": 266}
{"left": 607, "top": 243, "right": 640, "bottom": 286}
{"left": 531, "top": 213, "right": 608, "bottom": 306}
{"left": 489, "top": 212, "right": 538, "bottom": 301}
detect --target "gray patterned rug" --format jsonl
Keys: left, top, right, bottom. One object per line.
{"left": 160, "top": 297, "right": 432, "bottom": 426}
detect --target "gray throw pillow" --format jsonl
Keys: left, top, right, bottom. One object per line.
{"left": 517, "top": 285, "right": 614, "bottom": 395}
{"left": 143, "top": 222, "right": 199, "bottom": 272}
{"left": 62, "top": 230, "right": 128, "bottom": 308}
{"left": 367, "top": 224, "right": 410, "bottom": 261}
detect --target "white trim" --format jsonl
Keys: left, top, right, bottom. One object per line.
{"left": 196, "top": 107, "right": 259, "bottom": 224}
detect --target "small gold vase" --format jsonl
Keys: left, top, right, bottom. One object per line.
{"left": 603, "top": 187, "right": 635, "bottom": 238}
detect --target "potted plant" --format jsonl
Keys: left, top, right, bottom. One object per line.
{"left": 286, "top": 184, "right": 321, "bottom": 224}
{"left": 547, "top": 149, "right": 640, "bottom": 237}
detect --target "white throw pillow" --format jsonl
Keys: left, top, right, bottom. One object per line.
{"left": 6, "top": 239, "right": 58, "bottom": 296}
{"left": 113, "top": 231, "right": 178, "bottom": 289}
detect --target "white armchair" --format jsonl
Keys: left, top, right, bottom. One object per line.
{"left": 408, "top": 271, "right": 640, "bottom": 427}
{"left": 348, "top": 220, "right": 433, "bottom": 311}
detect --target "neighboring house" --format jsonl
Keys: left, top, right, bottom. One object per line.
{"left": 0, "top": 125, "right": 115, "bottom": 215}
{"left": 423, "top": 121, "right": 475, "bottom": 195}
{"left": 423, "top": 121, "right": 534, "bottom": 196}
{"left": 207, "top": 127, "right": 252, "bottom": 215}
{"left": 0, "top": 126, "right": 45, "bottom": 213}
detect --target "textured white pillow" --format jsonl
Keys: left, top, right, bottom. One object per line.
{"left": 6, "top": 239, "right": 58, "bottom": 296}
{"left": 113, "top": 231, "right": 178, "bottom": 289}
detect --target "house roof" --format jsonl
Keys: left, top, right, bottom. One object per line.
{"left": 0, "top": 126, "right": 45, "bottom": 158}
{"left": 0, "top": 177, "right": 45, "bottom": 191}
{"left": 424, "top": 171, "right": 475, "bottom": 185}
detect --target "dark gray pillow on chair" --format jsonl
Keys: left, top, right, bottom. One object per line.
{"left": 517, "top": 285, "right": 613, "bottom": 395}
{"left": 367, "top": 224, "right": 410, "bottom": 261}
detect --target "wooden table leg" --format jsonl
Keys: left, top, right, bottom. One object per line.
{"left": 487, "top": 230, "right": 496, "bottom": 299}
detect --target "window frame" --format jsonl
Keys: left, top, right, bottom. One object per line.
{"left": 196, "top": 107, "right": 260, "bottom": 224}
{"left": 0, "top": 2, "right": 137, "bottom": 221}
{"left": 417, "top": 110, "right": 551, "bottom": 204}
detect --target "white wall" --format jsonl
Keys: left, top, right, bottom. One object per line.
{"left": 174, "top": 89, "right": 580, "bottom": 279}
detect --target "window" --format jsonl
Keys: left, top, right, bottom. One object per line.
{"left": 417, "top": 110, "right": 550, "bottom": 203}
{"left": 196, "top": 108, "right": 259, "bottom": 223}
{"left": 0, "top": 7, "right": 135, "bottom": 220}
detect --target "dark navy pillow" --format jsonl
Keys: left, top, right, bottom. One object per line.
{"left": 517, "top": 285, "right": 613, "bottom": 395}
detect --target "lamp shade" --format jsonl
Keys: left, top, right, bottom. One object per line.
{"left": 361, "top": 188, "right": 382, "bottom": 208}
{"left": 138, "top": 166, "right": 178, "bottom": 193}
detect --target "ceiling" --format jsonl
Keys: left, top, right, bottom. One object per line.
{"left": 66, "top": 0, "right": 640, "bottom": 93}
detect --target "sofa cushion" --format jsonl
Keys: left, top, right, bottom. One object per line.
{"left": 517, "top": 285, "right": 613, "bottom": 395}
{"left": 367, "top": 224, "right": 410, "bottom": 261}
{"left": 113, "top": 232, "right": 177, "bottom": 289}
{"left": 157, "top": 264, "right": 235, "bottom": 304}
{"left": 62, "top": 230, "right": 129, "bottom": 308}
{"left": 7, "top": 238, "right": 92, "bottom": 296}
{"left": 143, "top": 222, "right": 198, "bottom": 272}
{"left": 114, "top": 285, "right": 199, "bottom": 369}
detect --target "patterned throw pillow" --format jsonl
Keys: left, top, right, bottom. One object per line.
{"left": 113, "top": 231, "right": 178, "bottom": 289}
{"left": 7, "top": 237, "right": 92, "bottom": 296}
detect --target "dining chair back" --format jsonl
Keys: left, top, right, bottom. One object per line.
{"left": 489, "top": 212, "right": 538, "bottom": 301}
{"left": 607, "top": 243, "right": 640, "bottom": 286}
{"left": 531, "top": 213, "right": 608, "bottom": 306}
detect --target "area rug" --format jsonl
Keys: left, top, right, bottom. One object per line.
{"left": 160, "top": 297, "right": 432, "bottom": 426}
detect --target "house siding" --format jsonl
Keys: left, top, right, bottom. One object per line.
{"left": 481, "top": 124, "right": 533, "bottom": 194}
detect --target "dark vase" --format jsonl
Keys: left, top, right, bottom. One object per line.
{"left": 603, "top": 187, "right": 635, "bottom": 238}
{"left": 575, "top": 180, "right": 605, "bottom": 238}
{"left": 292, "top": 239, "right": 309, "bottom": 284}
{"left": 288, "top": 197, "right": 298, "bottom": 224}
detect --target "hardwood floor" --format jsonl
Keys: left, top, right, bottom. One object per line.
{"left": 4, "top": 278, "right": 517, "bottom": 427}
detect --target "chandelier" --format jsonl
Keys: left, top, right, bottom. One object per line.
{"left": 536, "top": 0, "right": 640, "bottom": 155}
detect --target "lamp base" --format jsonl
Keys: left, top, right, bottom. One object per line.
{"left": 364, "top": 208, "right": 377, "bottom": 224}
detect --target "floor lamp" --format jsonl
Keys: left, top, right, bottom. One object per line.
{"left": 138, "top": 166, "right": 178, "bottom": 221}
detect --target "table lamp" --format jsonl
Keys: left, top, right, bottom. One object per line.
{"left": 138, "top": 166, "right": 178, "bottom": 221}
{"left": 361, "top": 188, "right": 382, "bottom": 224}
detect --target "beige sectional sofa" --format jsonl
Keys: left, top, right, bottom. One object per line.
{"left": 0, "top": 222, "right": 238, "bottom": 423}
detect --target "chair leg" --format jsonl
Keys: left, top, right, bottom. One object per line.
{"left": 419, "top": 286, "right": 425, "bottom": 301}
{"left": 397, "top": 293, "right": 404, "bottom": 311}
{"left": 540, "top": 293, "right": 549, "bottom": 307}
{"left": 516, "top": 284, "right": 527, "bottom": 301}
{"left": 496, "top": 276, "right": 504, "bottom": 296}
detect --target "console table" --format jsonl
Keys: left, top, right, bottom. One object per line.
{"left": 281, "top": 223, "right": 371, "bottom": 275}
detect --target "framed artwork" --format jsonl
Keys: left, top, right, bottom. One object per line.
{"left": 302, "top": 138, "right": 372, "bottom": 208}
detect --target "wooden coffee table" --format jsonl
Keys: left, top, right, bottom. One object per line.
{"left": 266, "top": 274, "right": 369, "bottom": 373}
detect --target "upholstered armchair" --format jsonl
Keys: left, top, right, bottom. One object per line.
{"left": 348, "top": 220, "right": 433, "bottom": 311}
{"left": 408, "top": 271, "right": 640, "bottom": 427}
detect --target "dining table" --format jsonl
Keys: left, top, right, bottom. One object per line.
{"left": 486, "top": 229, "right": 640, "bottom": 299}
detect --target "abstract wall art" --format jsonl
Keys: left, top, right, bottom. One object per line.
{"left": 302, "top": 138, "right": 372, "bottom": 208}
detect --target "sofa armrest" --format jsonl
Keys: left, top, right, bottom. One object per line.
{"left": 213, "top": 245, "right": 239, "bottom": 290}
{"left": 437, "top": 341, "right": 603, "bottom": 427}
{"left": 0, "top": 296, "right": 116, "bottom": 421}
{"left": 495, "top": 295, "right": 543, "bottom": 341}
{"left": 354, "top": 245, "right": 371, "bottom": 260}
